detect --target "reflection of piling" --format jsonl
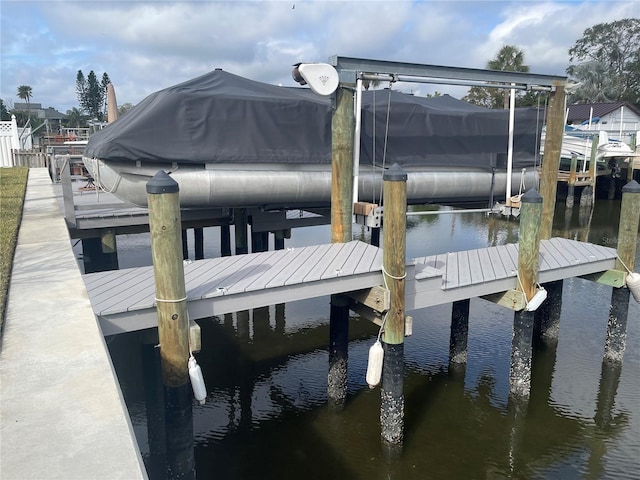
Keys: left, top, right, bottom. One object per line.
{"left": 534, "top": 280, "right": 563, "bottom": 342}
{"left": 604, "top": 180, "right": 640, "bottom": 363}
{"left": 381, "top": 164, "right": 407, "bottom": 446}
{"left": 449, "top": 299, "right": 470, "bottom": 371}
{"left": 510, "top": 189, "right": 542, "bottom": 398}
{"left": 146, "top": 171, "right": 195, "bottom": 480}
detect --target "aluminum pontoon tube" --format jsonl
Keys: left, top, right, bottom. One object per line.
{"left": 84, "top": 157, "right": 538, "bottom": 209}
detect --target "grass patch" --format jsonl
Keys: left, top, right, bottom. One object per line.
{"left": 0, "top": 167, "right": 29, "bottom": 335}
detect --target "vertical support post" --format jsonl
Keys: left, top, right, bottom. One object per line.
{"left": 220, "top": 224, "right": 231, "bottom": 257}
{"left": 327, "top": 294, "right": 349, "bottom": 410}
{"left": 181, "top": 229, "right": 189, "bottom": 260}
{"left": 194, "top": 227, "right": 204, "bottom": 260}
{"left": 449, "top": 299, "right": 470, "bottom": 370}
{"left": 510, "top": 189, "right": 543, "bottom": 398}
{"left": 235, "top": 208, "right": 248, "bottom": 255}
{"left": 380, "top": 164, "right": 407, "bottom": 447}
{"left": 581, "top": 133, "right": 599, "bottom": 207}
{"left": 566, "top": 154, "right": 578, "bottom": 208}
{"left": 627, "top": 133, "right": 637, "bottom": 182}
{"left": 540, "top": 82, "right": 566, "bottom": 240}
{"left": 604, "top": 180, "right": 640, "bottom": 363}
{"left": 371, "top": 227, "right": 380, "bottom": 247}
{"left": 331, "top": 86, "right": 355, "bottom": 243}
{"left": 327, "top": 85, "right": 354, "bottom": 409}
{"left": 146, "top": 171, "right": 195, "bottom": 480}
{"left": 274, "top": 230, "right": 286, "bottom": 251}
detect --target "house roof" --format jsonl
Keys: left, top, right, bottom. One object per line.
{"left": 566, "top": 102, "right": 640, "bottom": 123}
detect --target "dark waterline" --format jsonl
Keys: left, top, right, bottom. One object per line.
{"left": 106, "top": 199, "right": 640, "bottom": 479}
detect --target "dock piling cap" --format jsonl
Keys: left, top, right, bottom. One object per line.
{"left": 383, "top": 163, "right": 408, "bottom": 182}
{"left": 146, "top": 170, "right": 179, "bottom": 194}
{"left": 521, "top": 188, "right": 542, "bottom": 203}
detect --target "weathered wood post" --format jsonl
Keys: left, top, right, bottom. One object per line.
{"left": 628, "top": 133, "right": 637, "bottom": 182}
{"left": 235, "top": 208, "right": 248, "bottom": 255}
{"left": 381, "top": 164, "right": 407, "bottom": 447}
{"left": 220, "top": 224, "right": 231, "bottom": 257}
{"left": 449, "top": 299, "right": 470, "bottom": 374}
{"left": 331, "top": 86, "right": 355, "bottom": 244}
{"left": 604, "top": 180, "right": 640, "bottom": 362}
{"left": 327, "top": 85, "right": 355, "bottom": 409}
{"left": 566, "top": 154, "right": 578, "bottom": 208}
{"left": 581, "top": 133, "right": 599, "bottom": 207}
{"left": 194, "top": 227, "right": 204, "bottom": 260}
{"left": 540, "top": 82, "right": 565, "bottom": 240}
{"left": 146, "top": 171, "right": 195, "bottom": 480}
{"left": 511, "top": 189, "right": 543, "bottom": 398}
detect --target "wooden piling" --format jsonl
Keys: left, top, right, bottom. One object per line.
{"left": 235, "top": 208, "right": 248, "bottom": 255}
{"left": 327, "top": 86, "right": 355, "bottom": 408}
{"left": 449, "top": 299, "right": 470, "bottom": 367}
{"left": 533, "top": 279, "right": 563, "bottom": 342}
{"left": 331, "top": 86, "right": 355, "bottom": 244}
{"left": 510, "top": 189, "right": 543, "bottom": 398}
{"left": 194, "top": 227, "right": 204, "bottom": 260}
{"left": 380, "top": 164, "right": 407, "bottom": 446}
{"left": 580, "top": 133, "right": 599, "bottom": 207}
{"left": 146, "top": 171, "right": 195, "bottom": 480}
{"left": 328, "top": 294, "right": 349, "bottom": 410}
{"left": 540, "top": 82, "right": 565, "bottom": 240}
{"left": 220, "top": 224, "right": 231, "bottom": 257}
{"left": 566, "top": 154, "right": 578, "bottom": 208}
{"left": 604, "top": 180, "right": 640, "bottom": 363}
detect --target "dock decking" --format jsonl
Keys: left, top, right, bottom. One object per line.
{"left": 85, "top": 237, "right": 618, "bottom": 336}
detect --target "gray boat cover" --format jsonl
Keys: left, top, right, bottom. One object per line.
{"left": 85, "top": 69, "right": 542, "bottom": 170}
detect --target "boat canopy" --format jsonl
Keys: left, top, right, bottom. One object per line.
{"left": 85, "top": 68, "right": 542, "bottom": 170}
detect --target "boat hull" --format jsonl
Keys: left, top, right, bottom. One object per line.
{"left": 83, "top": 158, "right": 539, "bottom": 209}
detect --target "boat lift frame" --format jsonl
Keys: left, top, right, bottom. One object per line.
{"left": 327, "top": 56, "right": 567, "bottom": 219}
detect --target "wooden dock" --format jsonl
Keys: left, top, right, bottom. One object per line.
{"left": 85, "top": 237, "right": 618, "bottom": 336}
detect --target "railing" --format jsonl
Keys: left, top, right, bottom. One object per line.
{"left": 11, "top": 149, "right": 48, "bottom": 168}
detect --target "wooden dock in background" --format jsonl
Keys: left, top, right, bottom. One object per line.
{"left": 85, "top": 237, "right": 618, "bottom": 336}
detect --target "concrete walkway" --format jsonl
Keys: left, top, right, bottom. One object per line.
{"left": 1, "top": 169, "right": 147, "bottom": 479}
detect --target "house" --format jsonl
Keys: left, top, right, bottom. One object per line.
{"left": 566, "top": 102, "right": 640, "bottom": 131}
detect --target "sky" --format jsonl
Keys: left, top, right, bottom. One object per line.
{"left": 1, "top": 0, "right": 639, "bottom": 114}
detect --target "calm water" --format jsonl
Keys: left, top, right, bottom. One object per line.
{"left": 106, "top": 199, "right": 639, "bottom": 479}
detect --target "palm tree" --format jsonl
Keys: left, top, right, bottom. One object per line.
{"left": 17, "top": 85, "right": 33, "bottom": 120}
{"left": 487, "top": 45, "right": 530, "bottom": 109}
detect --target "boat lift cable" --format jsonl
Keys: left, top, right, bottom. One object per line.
{"left": 377, "top": 78, "right": 395, "bottom": 206}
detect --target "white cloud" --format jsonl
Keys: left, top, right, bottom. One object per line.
{"left": 1, "top": 0, "right": 638, "bottom": 113}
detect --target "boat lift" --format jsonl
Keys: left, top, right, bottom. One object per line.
{"left": 295, "top": 56, "right": 567, "bottom": 221}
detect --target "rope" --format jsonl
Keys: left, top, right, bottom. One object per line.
{"left": 154, "top": 296, "right": 188, "bottom": 303}
{"left": 617, "top": 255, "right": 633, "bottom": 274}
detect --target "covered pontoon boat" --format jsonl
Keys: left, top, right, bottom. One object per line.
{"left": 83, "top": 69, "right": 540, "bottom": 209}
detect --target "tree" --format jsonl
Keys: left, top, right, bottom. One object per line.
{"left": 118, "top": 103, "right": 134, "bottom": 116}
{"left": 0, "top": 99, "right": 10, "bottom": 121}
{"left": 567, "top": 18, "right": 640, "bottom": 103}
{"left": 65, "top": 107, "right": 87, "bottom": 128}
{"left": 76, "top": 69, "right": 110, "bottom": 121}
{"left": 462, "top": 45, "right": 530, "bottom": 109}
{"left": 16, "top": 85, "right": 33, "bottom": 121}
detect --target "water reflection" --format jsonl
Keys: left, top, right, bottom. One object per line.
{"left": 107, "top": 198, "right": 639, "bottom": 479}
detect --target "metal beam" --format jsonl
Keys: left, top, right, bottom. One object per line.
{"left": 329, "top": 56, "right": 566, "bottom": 88}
